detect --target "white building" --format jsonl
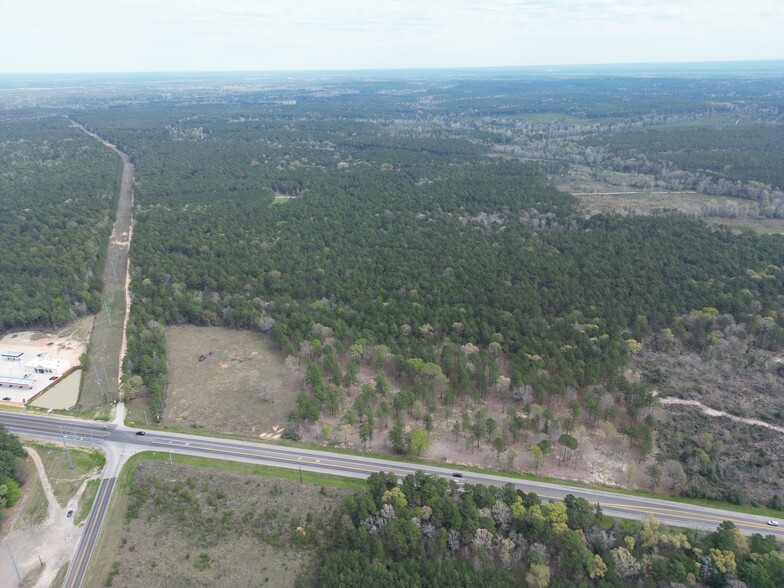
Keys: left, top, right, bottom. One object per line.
{"left": 24, "top": 358, "right": 70, "bottom": 375}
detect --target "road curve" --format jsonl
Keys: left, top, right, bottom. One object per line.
{"left": 1, "top": 411, "right": 782, "bottom": 587}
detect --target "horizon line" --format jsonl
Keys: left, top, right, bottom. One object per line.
{"left": 2, "top": 58, "right": 783, "bottom": 78}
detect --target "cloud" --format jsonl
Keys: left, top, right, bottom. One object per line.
{"left": 1, "top": 0, "right": 782, "bottom": 73}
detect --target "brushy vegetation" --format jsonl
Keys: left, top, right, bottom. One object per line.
{"left": 104, "top": 457, "right": 355, "bottom": 587}
{"left": 317, "top": 471, "right": 784, "bottom": 587}
{"left": 0, "top": 425, "right": 26, "bottom": 524}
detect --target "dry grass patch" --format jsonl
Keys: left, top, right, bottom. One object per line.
{"left": 162, "top": 326, "right": 302, "bottom": 437}
{"left": 556, "top": 164, "right": 784, "bottom": 234}
{"left": 99, "top": 460, "right": 352, "bottom": 588}
{"left": 35, "top": 444, "right": 105, "bottom": 507}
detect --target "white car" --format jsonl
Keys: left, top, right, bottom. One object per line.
{"left": 767, "top": 520, "right": 779, "bottom": 526}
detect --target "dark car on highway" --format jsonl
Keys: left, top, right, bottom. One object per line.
{"left": 135, "top": 431, "right": 146, "bottom": 436}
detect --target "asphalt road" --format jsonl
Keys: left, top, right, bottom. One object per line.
{"left": 1, "top": 411, "right": 782, "bottom": 586}
{"left": 64, "top": 477, "right": 116, "bottom": 588}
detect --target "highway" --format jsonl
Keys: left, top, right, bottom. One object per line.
{"left": 1, "top": 410, "right": 782, "bottom": 587}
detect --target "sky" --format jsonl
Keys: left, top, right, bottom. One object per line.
{"left": 1, "top": 0, "right": 782, "bottom": 74}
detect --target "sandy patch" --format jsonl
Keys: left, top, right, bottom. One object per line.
{"left": 0, "top": 317, "right": 93, "bottom": 366}
{"left": 0, "top": 447, "right": 97, "bottom": 588}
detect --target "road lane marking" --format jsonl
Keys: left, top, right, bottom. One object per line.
{"left": 598, "top": 501, "right": 774, "bottom": 530}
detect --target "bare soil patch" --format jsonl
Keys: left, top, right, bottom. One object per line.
{"left": 300, "top": 369, "right": 632, "bottom": 490}
{"left": 0, "top": 445, "right": 100, "bottom": 588}
{"left": 0, "top": 315, "right": 92, "bottom": 367}
{"left": 161, "top": 326, "right": 302, "bottom": 436}
{"left": 102, "top": 460, "right": 352, "bottom": 588}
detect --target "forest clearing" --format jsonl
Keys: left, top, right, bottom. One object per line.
{"left": 126, "top": 326, "right": 301, "bottom": 436}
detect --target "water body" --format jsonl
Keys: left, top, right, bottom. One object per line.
{"left": 31, "top": 369, "right": 81, "bottom": 410}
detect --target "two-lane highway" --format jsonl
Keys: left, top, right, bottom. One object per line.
{"left": 1, "top": 410, "right": 781, "bottom": 587}
{"left": 65, "top": 478, "right": 116, "bottom": 588}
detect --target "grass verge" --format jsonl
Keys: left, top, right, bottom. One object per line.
{"left": 31, "top": 442, "right": 105, "bottom": 507}
{"left": 123, "top": 451, "right": 365, "bottom": 491}
{"left": 17, "top": 476, "right": 47, "bottom": 527}
{"left": 50, "top": 563, "right": 69, "bottom": 588}
{"left": 77, "top": 479, "right": 100, "bottom": 524}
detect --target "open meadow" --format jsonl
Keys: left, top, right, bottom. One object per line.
{"left": 149, "top": 326, "right": 302, "bottom": 437}
{"left": 86, "top": 455, "right": 356, "bottom": 588}
{"left": 556, "top": 164, "right": 784, "bottom": 234}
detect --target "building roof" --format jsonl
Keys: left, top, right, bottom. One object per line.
{"left": 0, "top": 376, "right": 35, "bottom": 387}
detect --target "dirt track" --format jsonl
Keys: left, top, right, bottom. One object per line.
{"left": 659, "top": 396, "right": 784, "bottom": 434}
{"left": 0, "top": 447, "right": 94, "bottom": 587}
{"left": 69, "top": 120, "right": 134, "bottom": 408}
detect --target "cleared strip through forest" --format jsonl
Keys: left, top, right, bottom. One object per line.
{"left": 659, "top": 397, "right": 784, "bottom": 434}
{"left": 69, "top": 119, "right": 134, "bottom": 409}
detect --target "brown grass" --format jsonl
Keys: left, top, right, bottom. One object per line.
{"left": 93, "top": 459, "right": 352, "bottom": 588}
{"left": 161, "top": 326, "right": 302, "bottom": 436}
{"left": 557, "top": 166, "right": 784, "bottom": 234}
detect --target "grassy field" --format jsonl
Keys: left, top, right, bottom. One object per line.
{"left": 35, "top": 444, "right": 105, "bottom": 507}
{"left": 80, "top": 288, "right": 125, "bottom": 408}
{"left": 150, "top": 326, "right": 302, "bottom": 437}
{"left": 705, "top": 216, "right": 784, "bottom": 235}
{"left": 76, "top": 479, "right": 100, "bottom": 524}
{"left": 85, "top": 453, "right": 357, "bottom": 588}
{"left": 557, "top": 164, "right": 784, "bottom": 233}
{"left": 15, "top": 475, "right": 48, "bottom": 528}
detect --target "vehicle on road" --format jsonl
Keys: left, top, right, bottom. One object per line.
{"left": 452, "top": 472, "right": 463, "bottom": 478}
{"left": 100, "top": 425, "right": 109, "bottom": 431}
{"left": 768, "top": 520, "right": 780, "bottom": 526}
{"left": 67, "top": 510, "right": 73, "bottom": 518}
{"left": 135, "top": 431, "right": 146, "bottom": 436}
{"left": 2, "top": 397, "right": 10, "bottom": 401}
{"left": 49, "top": 376, "right": 58, "bottom": 380}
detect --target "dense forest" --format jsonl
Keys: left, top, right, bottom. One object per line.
{"left": 0, "top": 425, "right": 26, "bottom": 524}
{"left": 0, "top": 117, "right": 121, "bottom": 331}
{"left": 2, "top": 69, "right": 783, "bottom": 506}
{"left": 315, "top": 471, "right": 784, "bottom": 587}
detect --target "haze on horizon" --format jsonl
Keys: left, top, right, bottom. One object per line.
{"left": 1, "top": 0, "right": 782, "bottom": 75}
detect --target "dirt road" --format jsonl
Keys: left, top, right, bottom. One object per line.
{"left": 0, "top": 447, "right": 94, "bottom": 587}
{"left": 659, "top": 396, "right": 784, "bottom": 434}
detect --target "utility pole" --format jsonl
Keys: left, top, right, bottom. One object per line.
{"left": 103, "top": 303, "right": 112, "bottom": 328}
{"left": 110, "top": 260, "right": 118, "bottom": 283}
{"left": 60, "top": 431, "right": 74, "bottom": 470}
{"left": 6, "top": 539, "right": 23, "bottom": 586}
{"left": 143, "top": 410, "right": 149, "bottom": 426}
{"left": 169, "top": 452, "right": 173, "bottom": 466}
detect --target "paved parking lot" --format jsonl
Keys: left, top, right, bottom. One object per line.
{"left": 0, "top": 346, "right": 68, "bottom": 405}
